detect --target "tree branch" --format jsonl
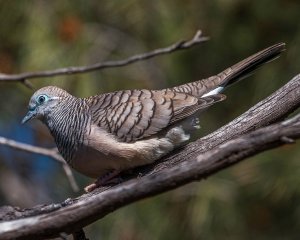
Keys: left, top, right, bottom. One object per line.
{"left": 0, "top": 137, "right": 79, "bottom": 192}
{"left": 0, "top": 30, "right": 208, "bottom": 82}
{"left": 0, "top": 73, "right": 299, "bottom": 239}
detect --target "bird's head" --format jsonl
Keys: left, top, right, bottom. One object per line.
{"left": 22, "top": 86, "right": 70, "bottom": 124}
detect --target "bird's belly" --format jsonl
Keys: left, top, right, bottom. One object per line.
{"left": 71, "top": 122, "right": 196, "bottom": 179}
{"left": 71, "top": 146, "right": 131, "bottom": 178}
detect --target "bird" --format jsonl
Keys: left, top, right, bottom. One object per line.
{"left": 22, "top": 43, "right": 285, "bottom": 192}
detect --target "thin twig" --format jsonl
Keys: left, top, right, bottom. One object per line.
{"left": 0, "top": 30, "right": 208, "bottom": 82}
{"left": 21, "top": 79, "right": 34, "bottom": 89}
{"left": 0, "top": 136, "right": 79, "bottom": 192}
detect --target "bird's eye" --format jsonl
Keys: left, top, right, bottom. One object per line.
{"left": 37, "top": 95, "right": 48, "bottom": 105}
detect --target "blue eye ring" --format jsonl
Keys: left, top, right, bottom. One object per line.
{"left": 36, "top": 94, "right": 49, "bottom": 105}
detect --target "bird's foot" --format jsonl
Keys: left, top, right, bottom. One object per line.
{"left": 84, "top": 170, "right": 121, "bottom": 192}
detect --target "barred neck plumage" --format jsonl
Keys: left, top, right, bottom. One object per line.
{"left": 45, "top": 96, "right": 91, "bottom": 164}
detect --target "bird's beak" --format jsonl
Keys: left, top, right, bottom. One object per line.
{"left": 21, "top": 111, "right": 35, "bottom": 124}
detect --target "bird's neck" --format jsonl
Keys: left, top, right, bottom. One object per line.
{"left": 45, "top": 98, "right": 90, "bottom": 163}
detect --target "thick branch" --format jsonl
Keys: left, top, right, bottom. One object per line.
{"left": 0, "top": 74, "right": 299, "bottom": 239}
{"left": 0, "top": 30, "right": 207, "bottom": 82}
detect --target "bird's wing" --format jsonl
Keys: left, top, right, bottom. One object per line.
{"left": 86, "top": 89, "right": 225, "bottom": 142}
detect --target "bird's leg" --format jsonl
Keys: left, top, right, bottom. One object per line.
{"left": 84, "top": 170, "right": 121, "bottom": 192}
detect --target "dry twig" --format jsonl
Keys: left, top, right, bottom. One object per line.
{"left": 0, "top": 137, "right": 79, "bottom": 192}
{"left": 0, "top": 30, "right": 208, "bottom": 82}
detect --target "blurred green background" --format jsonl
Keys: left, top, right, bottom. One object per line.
{"left": 0, "top": 0, "right": 300, "bottom": 239}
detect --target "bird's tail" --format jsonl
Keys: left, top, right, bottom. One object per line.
{"left": 171, "top": 43, "right": 286, "bottom": 97}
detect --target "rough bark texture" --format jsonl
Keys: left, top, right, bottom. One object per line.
{"left": 0, "top": 74, "right": 299, "bottom": 240}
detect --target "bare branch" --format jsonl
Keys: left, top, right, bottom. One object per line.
{"left": 0, "top": 136, "right": 79, "bottom": 192}
{"left": 0, "top": 30, "right": 208, "bottom": 82}
{"left": 0, "top": 74, "right": 299, "bottom": 240}
{"left": 0, "top": 137, "right": 62, "bottom": 162}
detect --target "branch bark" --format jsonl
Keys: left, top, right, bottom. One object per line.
{"left": 0, "top": 30, "right": 208, "bottom": 82}
{"left": 0, "top": 73, "right": 299, "bottom": 239}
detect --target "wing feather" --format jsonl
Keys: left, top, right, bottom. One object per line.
{"left": 86, "top": 90, "right": 225, "bottom": 142}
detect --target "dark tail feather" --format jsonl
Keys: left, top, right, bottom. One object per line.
{"left": 221, "top": 42, "right": 286, "bottom": 88}
{"left": 171, "top": 43, "right": 286, "bottom": 97}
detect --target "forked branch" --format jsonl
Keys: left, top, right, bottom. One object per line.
{"left": 0, "top": 137, "right": 79, "bottom": 192}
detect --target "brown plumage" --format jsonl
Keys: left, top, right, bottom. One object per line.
{"left": 22, "top": 43, "right": 285, "bottom": 191}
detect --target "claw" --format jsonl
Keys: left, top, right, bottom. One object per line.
{"left": 84, "top": 170, "right": 121, "bottom": 192}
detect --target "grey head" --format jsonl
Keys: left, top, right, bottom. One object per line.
{"left": 22, "top": 86, "right": 71, "bottom": 124}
